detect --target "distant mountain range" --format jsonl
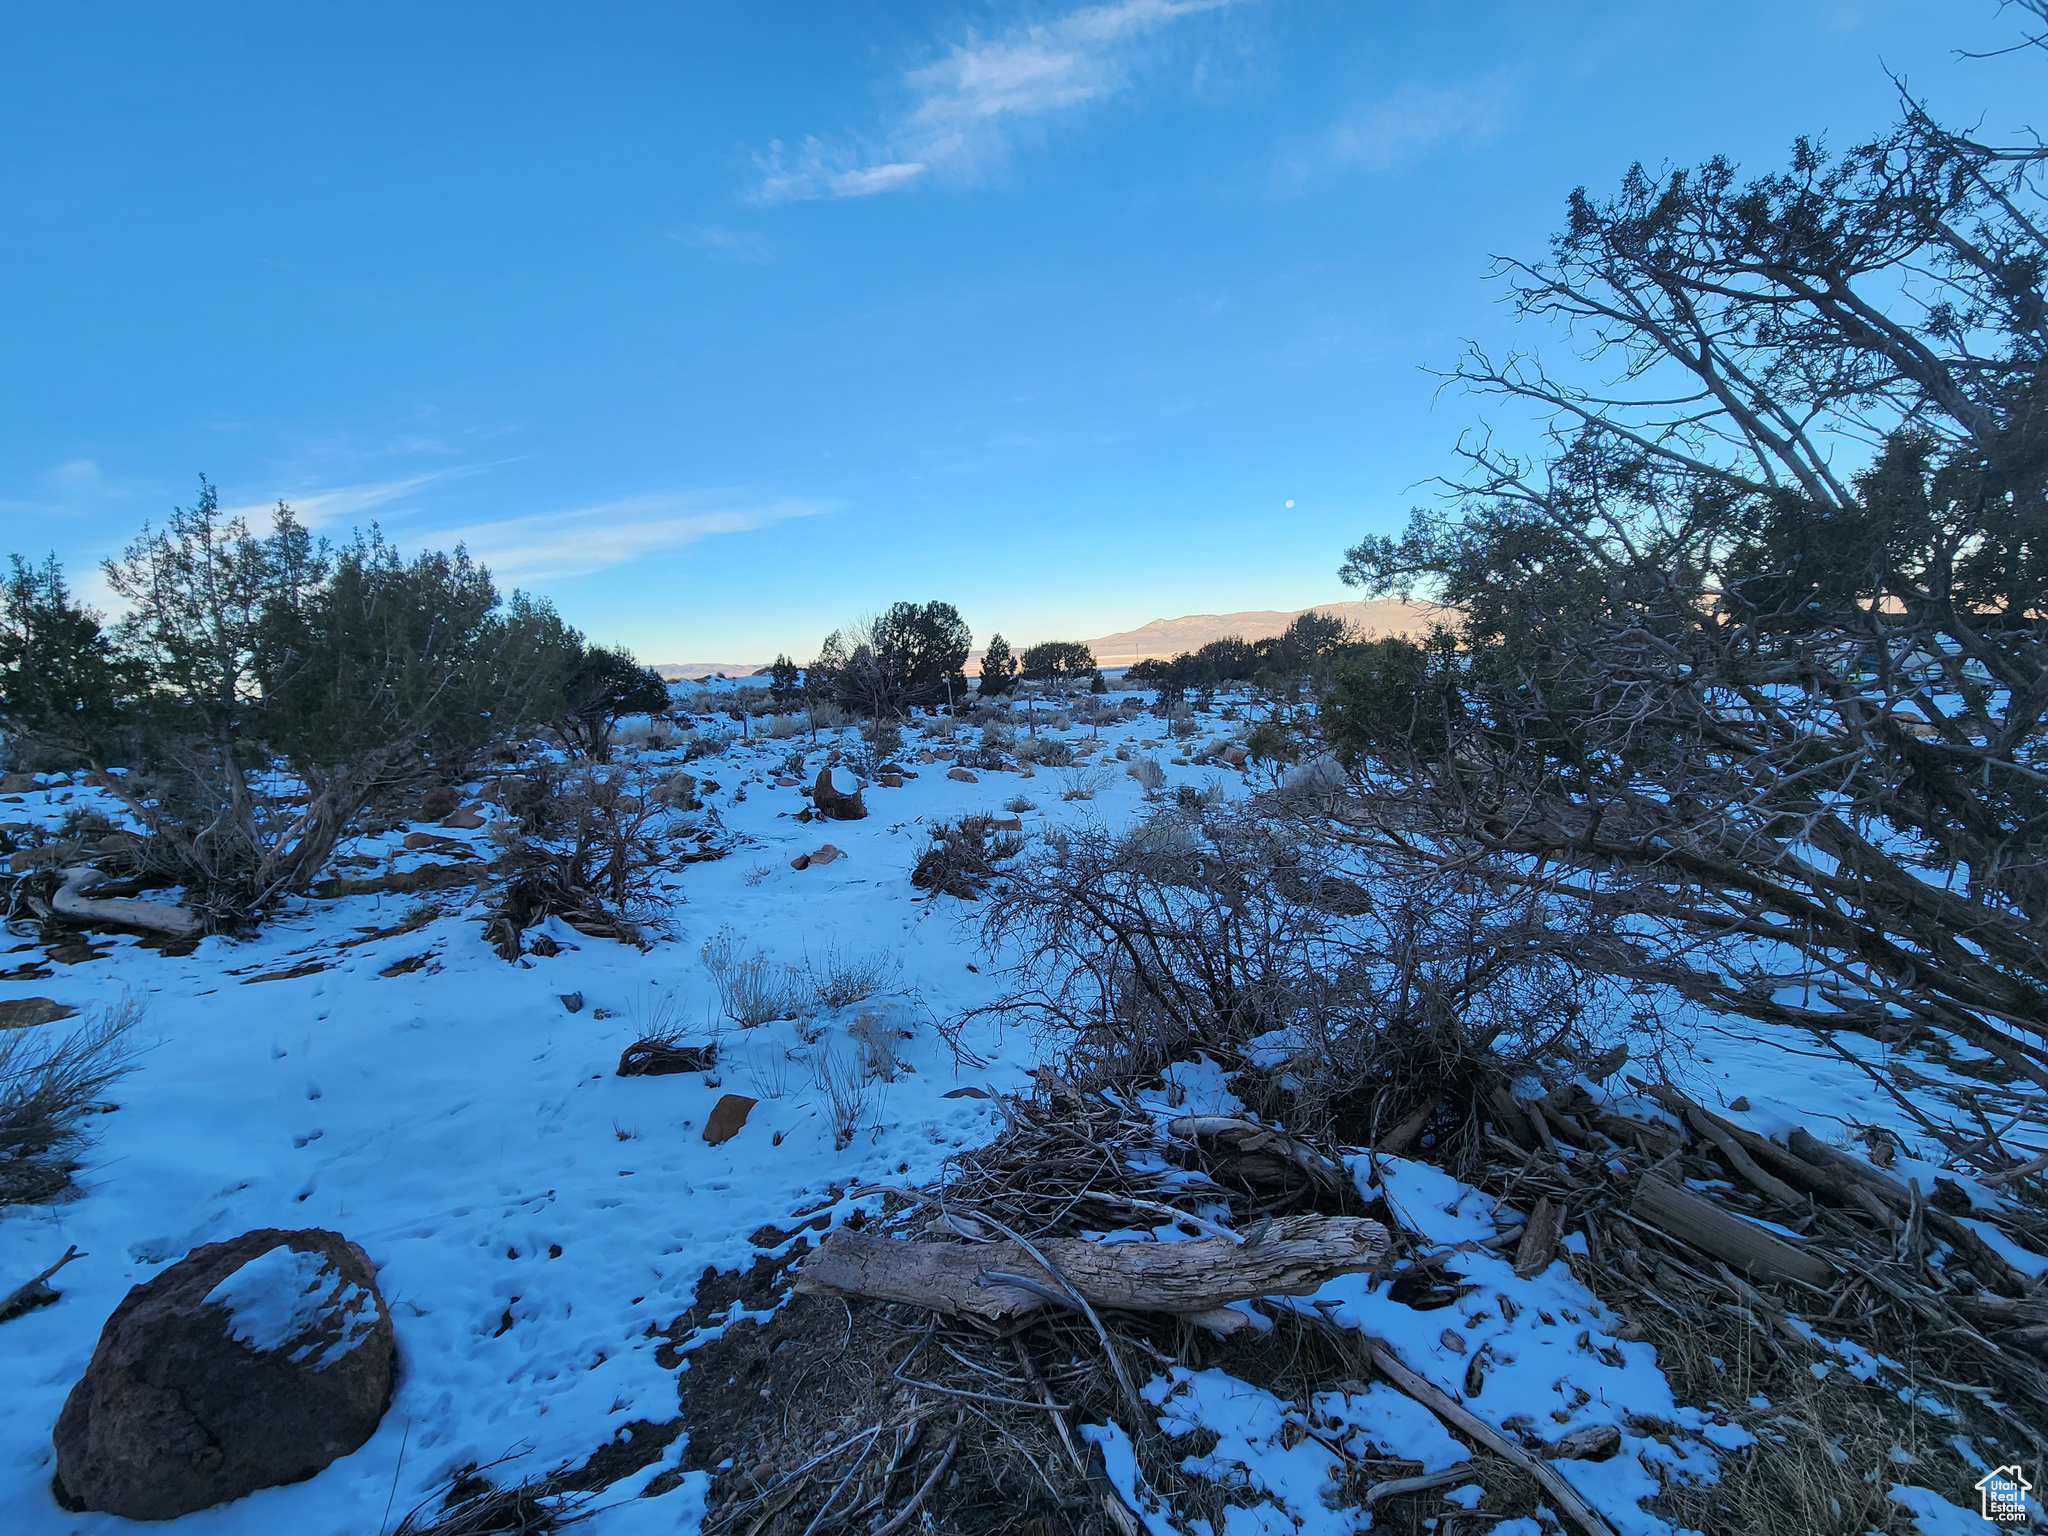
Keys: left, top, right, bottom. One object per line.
{"left": 652, "top": 598, "right": 1449, "bottom": 680}
{"left": 1078, "top": 599, "right": 1448, "bottom": 667}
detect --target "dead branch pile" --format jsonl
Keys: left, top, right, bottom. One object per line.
{"left": 1468, "top": 1069, "right": 2048, "bottom": 1530}
{"left": 668, "top": 1080, "right": 1634, "bottom": 1535}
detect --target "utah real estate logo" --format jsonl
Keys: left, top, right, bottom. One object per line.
{"left": 1976, "top": 1464, "right": 2033, "bottom": 1524}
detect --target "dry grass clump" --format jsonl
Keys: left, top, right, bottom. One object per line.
{"left": 0, "top": 996, "right": 143, "bottom": 1206}
{"left": 805, "top": 942, "right": 900, "bottom": 1008}
{"left": 703, "top": 928, "right": 798, "bottom": 1027}
{"left": 1125, "top": 757, "right": 1165, "bottom": 793}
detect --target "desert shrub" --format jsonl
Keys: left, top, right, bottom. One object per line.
{"left": 1126, "top": 756, "right": 1166, "bottom": 793}
{"left": 702, "top": 928, "right": 797, "bottom": 1026}
{"left": 1003, "top": 793, "right": 1036, "bottom": 813}
{"left": 0, "top": 996, "right": 142, "bottom": 1206}
{"left": 764, "top": 712, "right": 802, "bottom": 739}
{"left": 483, "top": 766, "right": 665, "bottom": 957}
{"left": 1032, "top": 736, "right": 1075, "bottom": 768}
{"left": 978, "top": 804, "right": 1631, "bottom": 1167}
{"left": 847, "top": 1009, "right": 910, "bottom": 1082}
{"left": 808, "top": 1042, "right": 879, "bottom": 1150}
{"left": 1058, "top": 765, "right": 1111, "bottom": 801}
{"left": 843, "top": 720, "right": 903, "bottom": 778}
{"left": 804, "top": 942, "right": 899, "bottom": 1008}
{"left": 910, "top": 816, "right": 1026, "bottom": 900}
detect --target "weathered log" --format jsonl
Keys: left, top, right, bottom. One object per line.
{"left": 1512, "top": 1197, "right": 1560, "bottom": 1279}
{"left": 1644, "top": 1087, "right": 1805, "bottom": 1211}
{"left": 794, "top": 1216, "right": 1389, "bottom": 1324}
{"left": 1167, "top": 1116, "right": 1347, "bottom": 1191}
{"left": 1630, "top": 1176, "right": 1835, "bottom": 1288}
{"left": 1785, "top": 1129, "right": 1911, "bottom": 1207}
{"left": 51, "top": 866, "right": 200, "bottom": 939}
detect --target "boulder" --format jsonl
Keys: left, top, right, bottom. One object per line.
{"left": 440, "top": 806, "right": 486, "bottom": 830}
{"left": 811, "top": 765, "right": 867, "bottom": 821}
{"left": 0, "top": 997, "right": 78, "bottom": 1029}
{"left": 703, "top": 1094, "right": 757, "bottom": 1146}
{"left": 52, "top": 1228, "right": 394, "bottom": 1520}
{"left": 1, "top": 771, "right": 42, "bottom": 793}
{"left": 947, "top": 767, "right": 979, "bottom": 784}
{"left": 1220, "top": 744, "right": 1250, "bottom": 769}
{"left": 417, "top": 785, "right": 459, "bottom": 821}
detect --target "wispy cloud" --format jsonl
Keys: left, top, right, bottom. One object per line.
{"left": 1303, "top": 81, "right": 1512, "bottom": 180}
{"left": 223, "top": 466, "right": 492, "bottom": 531}
{"left": 676, "top": 224, "right": 775, "bottom": 263}
{"left": 431, "top": 492, "right": 835, "bottom": 582}
{"left": 755, "top": 0, "right": 1237, "bottom": 202}
{"left": 0, "top": 457, "right": 162, "bottom": 522}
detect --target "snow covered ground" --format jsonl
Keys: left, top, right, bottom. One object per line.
{"left": 0, "top": 697, "right": 2031, "bottom": 1534}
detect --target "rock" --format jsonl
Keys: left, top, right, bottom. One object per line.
{"left": 774, "top": 775, "right": 799, "bottom": 788}
{"left": 0, "top": 771, "right": 42, "bottom": 793}
{"left": 989, "top": 816, "right": 1024, "bottom": 831}
{"left": 1220, "top": 744, "right": 1249, "bottom": 768}
{"left": 0, "top": 997, "right": 77, "bottom": 1029}
{"left": 558, "top": 992, "right": 585, "bottom": 1013}
{"left": 790, "top": 854, "right": 811, "bottom": 870}
{"left": 808, "top": 844, "right": 844, "bottom": 867}
{"left": 440, "top": 806, "right": 486, "bottom": 830}
{"left": 401, "top": 831, "right": 469, "bottom": 853}
{"left": 877, "top": 774, "right": 904, "bottom": 788}
{"left": 703, "top": 1094, "right": 757, "bottom": 1146}
{"left": 418, "top": 785, "right": 460, "bottom": 821}
{"left": 917, "top": 750, "right": 938, "bottom": 764}
{"left": 1544, "top": 1423, "right": 1622, "bottom": 1461}
{"left": 947, "top": 767, "right": 979, "bottom": 783}
{"left": 52, "top": 1228, "right": 394, "bottom": 1519}
{"left": 810, "top": 766, "right": 867, "bottom": 821}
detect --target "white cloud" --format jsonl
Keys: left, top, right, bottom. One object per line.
{"left": 677, "top": 224, "right": 776, "bottom": 262}
{"left": 1317, "top": 81, "right": 1511, "bottom": 176}
{"left": 223, "top": 467, "right": 489, "bottom": 531}
{"left": 755, "top": 0, "right": 1237, "bottom": 202}
{"left": 430, "top": 492, "right": 835, "bottom": 582}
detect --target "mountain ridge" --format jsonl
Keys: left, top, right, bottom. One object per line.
{"left": 652, "top": 598, "right": 1449, "bottom": 679}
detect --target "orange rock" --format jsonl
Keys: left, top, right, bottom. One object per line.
{"left": 947, "top": 767, "right": 979, "bottom": 783}
{"left": 703, "top": 1093, "right": 758, "bottom": 1146}
{"left": 440, "top": 808, "right": 486, "bottom": 830}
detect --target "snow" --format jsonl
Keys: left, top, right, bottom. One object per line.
{"left": 0, "top": 698, "right": 2038, "bottom": 1535}
{"left": 202, "top": 1243, "right": 377, "bottom": 1368}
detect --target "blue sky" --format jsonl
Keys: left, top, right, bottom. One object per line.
{"left": 1, "top": 1, "right": 2039, "bottom": 662}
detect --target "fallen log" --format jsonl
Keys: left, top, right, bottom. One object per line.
{"left": 1630, "top": 1176, "right": 1835, "bottom": 1288}
{"left": 795, "top": 1216, "right": 1389, "bottom": 1324}
{"left": 51, "top": 866, "right": 200, "bottom": 939}
{"left": 1167, "top": 1115, "right": 1348, "bottom": 1191}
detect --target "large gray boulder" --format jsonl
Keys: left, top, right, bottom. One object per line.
{"left": 52, "top": 1227, "right": 395, "bottom": 1519}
